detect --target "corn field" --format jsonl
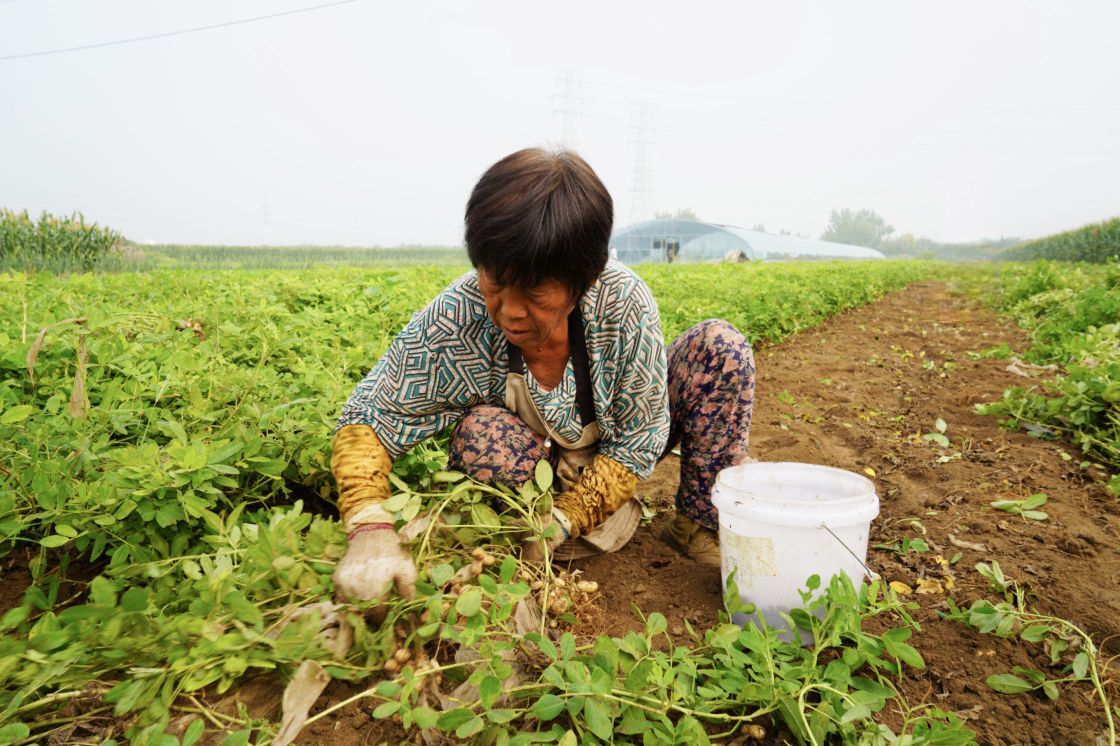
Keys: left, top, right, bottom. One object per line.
{"left": 0, "top": 209, "right": 122, "bottom": 272}
{"left": 1004, "top": 216, "right": 1120, "bottom": 262}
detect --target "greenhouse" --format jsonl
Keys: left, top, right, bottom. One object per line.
{"left": 610, "top": 218, "right": 886, "bottom": 264}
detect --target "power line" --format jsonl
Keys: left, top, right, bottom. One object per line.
{"left": 0, "top": 0, "right": 364, "bottom": 62}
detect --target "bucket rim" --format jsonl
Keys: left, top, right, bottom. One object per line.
{"left": 715, "top": 461, "right": 876, "bottom": 495}
{"left": 712, "top": 461, "right": 879, "bottom": 528}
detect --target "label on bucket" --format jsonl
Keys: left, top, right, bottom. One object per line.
{"left": 719, "top": 529, "right": 779, "bottom": 582}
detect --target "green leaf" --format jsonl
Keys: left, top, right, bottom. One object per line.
{"left": 455, "top": 715, "right": 485, "bottom": 739}
{"left": 839, "top": 703, "right": 871, "bottom": 724}
{"left": 1072, "top": 651, "right": 1090, "bottom": 679}
{"left": 218, "top": 730, "right": 251, "bottom": 746}
{"left": 0, "top": 723, "right": 30, "bottom": 740}
{"left": 181, "top": 719, "right": 205, "bottom": 746}
{"left": 120, "top": 587, "right": 149, "bottom": 613}
{"left": 455, "top": 587, "right": 482, "bottom": 618}
{"left": 923, "top": 432, "right": 950, "bottom": 447}
{"left": 381, "top": 492, "right": 410, "bottom": 512}
{"left": 1042, "top": 680, "right": 1060, "bottom": 701}
{"left": 617, "top": 705, "right": 649, "bottom": 735}
{"left": 987, "top": 673, "right": 1035, "bottom": 694}
{"left": 1020, "top": 624, "right": 1051, "bottom": 642}
{"left": 429, "top": 563, "right": 454, "bottom": 587}
{"left": 1021, "top": 493, "right": 1049, "bottom": 510}
{"left": 624, "top": 659, "right": 652, "bottom": 690}
{"left": 645, "top": 612, "right": 667, "bottom": 636}
{"left": 527, "top": 632, "right": 557, "bottom": 660}
{"left": 252, "top": 458, "right": 287, "bottom": 477}
{"left": 470, "top": 503, "right": 502, "bottom": 530}
{"left": 584, "top": 697, "right": 614, "bottom": 740}
{"left": 559, "top": 632, "right": 575, "bottom": 660}
{"left": 437, "top": 707, "right": 475, "bottom": 731}
{"left": 478, "top": 574, "right": 498, "bottom": 594}
{"left": 533, "top": 693, "right": 565, "bottom": 721}
{"left": 0, "top": 404, "right": 34, "bottom": 424}
{"left": 535, "top": 459, "right": 553, "bottom": 492}
{"left": 39, "top": 534, "right": 70, "bottom": 548}
{"left": 375, "top": 680, "right": 401, "bottom": 698}
{"left": 1022, "top": 510, "right": 1049, "bottom": 521}
{"left": 479, "top": 675, "right": 501, "bottom": 709}
{"left": 881, "top": 628, "right": 925, "bottom": 669}
{"left": 486, "top": 709, "right": 519, "bottom": 724}
{"left": 411, "top": 706, "right": 439, "bottom": 729}
{"left": 499, "top": 554, "right": 517, "bottom": 584}
{"left": 935, "top": 417, "right": 947, "bottom": 433}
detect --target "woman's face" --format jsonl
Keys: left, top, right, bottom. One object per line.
{"left": 477, "top": 268, "right": 574, "bottom": 350}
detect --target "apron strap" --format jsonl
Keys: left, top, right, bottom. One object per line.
{"left": 568, "top": 306, "right": 597, "bottom": 429}
{"left": 506, "top": 306, "right": 597, "bottom": 428}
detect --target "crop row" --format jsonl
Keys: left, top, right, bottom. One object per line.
{"left": 979, "top": 260, "right": 1120, "bottom": 492}
{"left": 0, "top": 209, "right": 122, "bottom": 273}
{"left": 117, "top": 244, "right": 469, "bottom": 271}
{"left": 1003, "top": 217, "right": 1120, "bottom": 263}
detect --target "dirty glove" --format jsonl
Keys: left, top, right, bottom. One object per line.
{"left": 331, "top": 424, "right": 417, "bottom": 602}
{"left": 521, "top": 508, "right": 574, "bottom": 563}
{"left": 552, "top": 454, "right": 638, "bottom": 538}
{"left": 333, "top": 524, "right": 418, "bottom": 603}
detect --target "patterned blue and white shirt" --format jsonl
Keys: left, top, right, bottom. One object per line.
{"left": 338, "top": 261, "right": 670, "bottom": 479}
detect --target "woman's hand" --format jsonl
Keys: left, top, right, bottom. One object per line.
{"left": 520, "top": 508, "right": 572, "bottom": 563}
{"left": 333, "top": 525, "right": 418, "bottom": 604}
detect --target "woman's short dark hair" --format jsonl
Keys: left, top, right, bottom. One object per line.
{"left": 465, "top": 148, "right": 613, "bottom": 300}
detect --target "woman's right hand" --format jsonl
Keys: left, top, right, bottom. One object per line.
{"left": 333, "top": 525, "right": 418, "bottom": 604}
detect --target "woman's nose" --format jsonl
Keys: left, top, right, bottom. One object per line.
{"left": 503, "top": 298, "right": 529, "bottom": 319}
{"left": 500, "top": 291, "right": 530, "bottom": 319}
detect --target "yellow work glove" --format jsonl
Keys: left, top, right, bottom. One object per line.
{"left": 330, "top": 424, "right": 417, "bottom": 603}
{"left": 553, "top": 453, "right": 638, "bottom": 539}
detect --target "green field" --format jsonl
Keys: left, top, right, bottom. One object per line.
{"left": 0, "top": 260, "right": 975, "bottom": 745}
{"left": 2, "top": 234, "right": 1119, "bottom": 744}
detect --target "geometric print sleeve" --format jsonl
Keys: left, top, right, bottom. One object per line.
{"left": 336, "top": 274, "right": 498, "bottom": 460}
{"left": 594, "top": 276, "right": 670, "bottom": 479}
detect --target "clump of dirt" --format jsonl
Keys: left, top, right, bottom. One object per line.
{"left": 576, "top": 281, "right": 1120, "bottom": 746}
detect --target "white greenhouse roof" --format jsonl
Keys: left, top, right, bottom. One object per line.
{"left": 610, "top": 219, "right": 886, "bottom": 263}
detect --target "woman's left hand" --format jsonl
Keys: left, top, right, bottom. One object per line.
{"left": 520, "top": 508, "right": 572, "bottom": 563}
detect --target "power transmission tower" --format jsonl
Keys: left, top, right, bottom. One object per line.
{"left": 628, "top": 103, "right": 653, "bottom": 224}
{"left": 553, "top": 70, "right": 583, "bottom": 150}
{"left": 261, "top": 196, "right": 273, "bottom": 246}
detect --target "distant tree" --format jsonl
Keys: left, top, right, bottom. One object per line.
{"left": 654, "top": 208, "right": 700, "bottom": 221}
{"left": 881, "top": 232, "right": 1024, "bottom": 261}
{"left": 820, "top": 208, "right": 894, "bottom": 248}
{"left": 751, "top": 223, "right": 766, "bottom": 232}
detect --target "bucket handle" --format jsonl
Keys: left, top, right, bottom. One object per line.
{"left": 820, "top": 524, "right": 878, "bottom": 581}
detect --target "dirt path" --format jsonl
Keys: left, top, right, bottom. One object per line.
{"left": 579, "top": 280, "right": 1120, "bottom": 745}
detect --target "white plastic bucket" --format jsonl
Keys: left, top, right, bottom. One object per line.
{"left": 711, "top": 462, "right": 879, "bottom": 638}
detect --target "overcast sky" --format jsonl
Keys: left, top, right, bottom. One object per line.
{"left": 1, "top": 1, "right": 1117, "bottom": 246}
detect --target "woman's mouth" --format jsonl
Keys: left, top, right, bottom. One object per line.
{"left": 503, "top": 327, "right": 531, "bottom": 341}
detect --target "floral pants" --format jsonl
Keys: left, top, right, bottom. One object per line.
{"left": 448, "top": 320, "right": 755, "bottom": 531}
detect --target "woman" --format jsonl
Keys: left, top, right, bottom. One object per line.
{"left": 331, "top": 148, "right": 755, "bottom": 604}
